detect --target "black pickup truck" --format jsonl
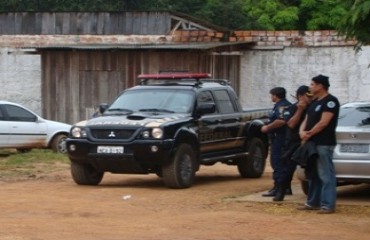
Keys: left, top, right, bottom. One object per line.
{"left": 66, "top": 73, "right": 269, "bottom": 188}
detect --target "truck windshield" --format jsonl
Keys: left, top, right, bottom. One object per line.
{"left": 107, "top": 89, "right": 195, "bottom": 114}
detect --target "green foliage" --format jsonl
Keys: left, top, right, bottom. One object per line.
{"left": 199, "top": 0, "right": 250, "bottom": 29}
{"left": 243, "top": 0, "right": 299, "bottom": 30}
{"left": 304, "top": 0, "right": 348, "bottom": 30}
{"left": 273, "top": 7, "right": 299, "bottom": 29}
{"left": 337, "top": 0, "right": 370, "bottom": 51}
{"left": 0, "top": 0, "right": 364, "bottom": 33}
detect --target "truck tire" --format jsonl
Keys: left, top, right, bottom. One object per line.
{"left": 237, "top": 137, "right": 266, "bottom": 178}
{"left": 51, "top": 134, "right": 68, "bottom": 154}
{"left": 162, "top": 143, "right": 196, "bottom": 189}
{"left": 71, "top": 161, "right": 104, "bottom": 185}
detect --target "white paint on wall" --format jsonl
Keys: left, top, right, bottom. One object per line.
{"left": 240, "top": 46, "right": 370, "bottom": 108}
{"left": 0, "top": 48, "right": 42, "bottom": 114}
{"left": 0, "top": 46, "right": 369, "bottom": 116}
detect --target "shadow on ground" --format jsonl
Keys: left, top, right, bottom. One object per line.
{"left": 229, "top": 183, "right": 370, "bottom": 206}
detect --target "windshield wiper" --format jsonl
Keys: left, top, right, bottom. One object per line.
{"left": 106, "top": 108, "right": 133, "bottom": 114}
{"left": 139, "top": 108, "right": 175, "bottom": 113}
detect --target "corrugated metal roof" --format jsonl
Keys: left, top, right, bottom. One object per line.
{"left": 35, "top": 41, "right": 255, "bottom": 50}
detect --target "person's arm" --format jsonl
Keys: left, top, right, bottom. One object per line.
{"left": 300, "top": 112, "right": 334, "bottom": 141}
{"left": 299, "top": 115, "right": 308, "bottom": 140}
{"left": 287, "top": 107, "right": 305, "bottom": 129}
{"left": 306, "top": 112, "right": 334, "bottom": 137}
{"left": 261, "top": 119, "right": 286, "bottom": 133}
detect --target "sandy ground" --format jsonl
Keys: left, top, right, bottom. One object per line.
{"left": 0, "top": 162, "right": 370, "bottom": 240}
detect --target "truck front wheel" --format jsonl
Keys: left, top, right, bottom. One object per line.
{"left": 71, "top": 161, "right": 104, "bottom": 185}
{"left": 162, "top": 144, "right": 196, "bottom": 189}
{"left": 237, "top": 138, "right": 266, "bottom": 178}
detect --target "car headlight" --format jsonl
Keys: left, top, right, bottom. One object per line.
{"left": 152, "top": 128, "right": 163, "bottom": 139}
{"left": 71, "top": 127, "right": 87, "bottom": 138}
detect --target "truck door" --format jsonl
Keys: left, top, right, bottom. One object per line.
{"left": 197, "top": 89, "right": 242, "bottom": 153}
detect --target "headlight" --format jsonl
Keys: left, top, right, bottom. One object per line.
{"left": 152, "top": 128, "right": 163, "bottom": 139}
{"left": 71, "top": 127, "right": 87, "bottom": 138}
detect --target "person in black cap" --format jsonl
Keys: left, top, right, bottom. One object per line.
{"left": 297, "top": 74, "right": 339, "bottom": 214}
{"left": 273, "top": 85, "right": 312, "bottom": 201}
{"left": 261, "top": 87, "right": 292, "bottom": 197}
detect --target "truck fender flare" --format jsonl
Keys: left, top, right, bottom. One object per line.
{"left": 245, "top": 119, "right": 265, "bottom": 138}
{"left": 244, "top": 119, "right": 269, "bottom": 157}
{"left": 172, "top": 127, "right": 200, "bottom": 157}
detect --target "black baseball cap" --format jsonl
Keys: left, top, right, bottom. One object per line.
{"left": 312, "top": 74, "right": 330, "bottom": 88}
{"left": 296, "top": 85, "right": 312, "bottom": 97}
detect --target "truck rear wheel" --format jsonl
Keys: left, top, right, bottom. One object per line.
{"left": 162, "top": 144, "right": 196, "bottom": 189}
{"left": 71, "top": 161, "right": 104, "bottom": 185}
{"left": 237, "top": 138, "right": 266, "bottom": 178}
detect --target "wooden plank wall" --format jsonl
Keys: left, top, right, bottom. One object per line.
{"left": 0, "top": 12, "right": 170, "bottom": 35}
{"left": 41, "top": 50, "right": 240, "bottom": 124}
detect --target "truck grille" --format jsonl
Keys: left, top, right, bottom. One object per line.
{"left": 90, "top": 129, "right": 136, "bottom": 140}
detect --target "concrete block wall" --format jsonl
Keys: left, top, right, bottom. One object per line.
{"left": 0, "top": 48, "right": 41, "bottom": 114}
{"left": 239, "top": 46, "right": 370, "bottom": 108}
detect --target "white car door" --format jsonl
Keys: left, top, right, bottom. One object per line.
{"left": 0, "top": 108, "right": 11, "bottom": 147}
{"left": 4, "top": 104, "right": 48, "bottom": 148}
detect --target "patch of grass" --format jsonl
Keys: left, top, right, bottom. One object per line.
{"left": 0, "top": 149, "right": 69, "bottom": 180}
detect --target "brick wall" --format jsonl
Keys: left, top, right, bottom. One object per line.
{"left": 173, "top": 30, "right": 357, "bottom": 47}
{"left": 0, "top": 30, "right": 357, "bottom": 48}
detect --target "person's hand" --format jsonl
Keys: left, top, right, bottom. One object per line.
{"left": 300, "top": 130, "right": 311, "bottom": 141}
{"left": 261, "top": 125, "right": 269, "bottom": 133}
{"left": 297, "top": 99, "right": 308, "bottom": 110}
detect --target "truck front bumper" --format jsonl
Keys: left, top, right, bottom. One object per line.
{"left": 66, "top": 138, "right": 175, "bottom": 173}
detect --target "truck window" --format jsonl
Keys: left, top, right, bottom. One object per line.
{"left": 213, "top": 90, "right": 236, "bottom": 114}
{"left": 197, "top": 91, "right": 216, "bottom": 114}
{"left": 197, "top": 91, "right": 215, "bottom": 104}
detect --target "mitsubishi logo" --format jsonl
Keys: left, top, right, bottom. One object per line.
{"left": 108, "top": 131, "right": 116, "bottom": 138}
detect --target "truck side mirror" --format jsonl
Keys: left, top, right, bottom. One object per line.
{"left": 196, "top": 103, "right": 216, "bottom": 117}
{"left": 99, "top": 103, "right": 110, "bottom": 114}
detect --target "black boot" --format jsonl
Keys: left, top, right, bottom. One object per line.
{"left": 273, "top": 184, "right": 286, "bottom": 201}
{"left": 262, "top": 185, "right": 277, "bottom": 197}
{"left": 285, "top": 184, "right": 293, "bottom": 195}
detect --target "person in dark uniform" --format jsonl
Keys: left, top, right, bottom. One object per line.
{"left": 261, "top": 87, "right": 292, "bottom": 197}
{"left": 273, "top": 85, "right": 312, "bottom": 201}
{"left": 298, "top": 74, "right": 339, "bottom": 214}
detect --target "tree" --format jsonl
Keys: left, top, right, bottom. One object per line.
{"left": 199, "top": 0, "right": 250, "bottom": 30}
{"left": 337, "top": 0, "right": 370, "bottom": 51}
{"left": 301, "top": 0, "right": 347, "bottom": 30}
{"left": 243, "top": 0, "right": 299, "bottom": 30}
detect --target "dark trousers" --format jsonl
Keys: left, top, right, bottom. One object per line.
{"left": 270, "top": 134, "right": 286, "bottom": 185}
{"left": 280, "top": 142, "right": 300, "bottom": 186}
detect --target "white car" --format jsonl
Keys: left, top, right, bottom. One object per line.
{"left": 0, "top": 101, "right": 71, "bottom": 153}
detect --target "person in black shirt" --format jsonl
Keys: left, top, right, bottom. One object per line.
{"left": 261, "top": 87, "right": 291, "bottom": 197}
{"left": 273, "top": 85, "right": 312, "bottom": 201}
{"left": 298, "top": 74, "right": 339, "bottom": 214}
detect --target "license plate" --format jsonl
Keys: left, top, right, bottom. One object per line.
{"left": 340, "top": 144, "right": 369, "bottom": 153}
{"left": 97, "top": 146, "right": 124, "bottom": 154}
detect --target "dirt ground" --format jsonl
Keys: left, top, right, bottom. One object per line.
{"left": 0, "top": 162, "right": 370, "bottom": 240}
